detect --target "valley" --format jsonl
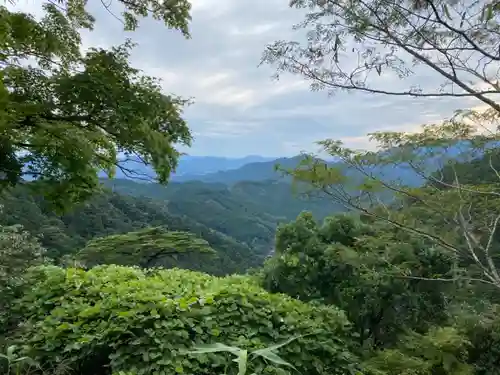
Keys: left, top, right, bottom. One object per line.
{"left": 0, "top": 156, "right": 347, "bottom": 275}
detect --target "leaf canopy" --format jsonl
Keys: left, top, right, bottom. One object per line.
{"left": 0, "top": 0, "right": 193, "bottom": 210}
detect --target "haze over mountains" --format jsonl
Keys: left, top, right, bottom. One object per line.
{"left": 109, "top": 155, "right": 279, "bottom": 181}
{"left": 113, "top": 153, "right": 424, "bottom": 186}
{"left": 155, "top": 141, "right": 490, "bottom": 185}
{"left": 173, "top": 155, "right": 277, "bottom": 177}
{"left": 111, "top": 154, "right": 340, "bottom": 183}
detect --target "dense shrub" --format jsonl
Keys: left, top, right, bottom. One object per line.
{"left": 12, "top": 265, "right": 358, "bottom": 375}
{"left": 361, "top": 305, "right": 500, "bottom": 375}
{"left": 363, "top": 327, "right": 473, "bottom": 375}
{"left": 0, "top": 225, "right": 48, "bottom": 339}
{"left": 457, "top": 305, "right": 500, "bottom": 375}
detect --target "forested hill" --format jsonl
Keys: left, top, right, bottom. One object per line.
{"left": 102, "top": 178, "right": 346, "bottom": 254}
{"left": 4, "top": 145, "right": 487, "bottom": 276}
{"left": 0, "top": 178, "right": 346, "bottom": 275}
{"left": 103, "top": 178, "right": 346, "bottom": 229}
{"left": 0, "top": 186, "right": 262, "bottom": 275}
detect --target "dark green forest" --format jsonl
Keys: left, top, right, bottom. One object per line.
{"left": 0, "top": 185, "right": 261, "bottom": 275}
{"left": 0, "top": 178, "right": 344, "bottom": 275}
{"left": 2, "top": 0, "right": 500, "bottom": 375}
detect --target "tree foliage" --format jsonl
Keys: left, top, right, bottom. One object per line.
{"left": 263, "top": 212, "right": 454, "bottom": 348}
{"left": 12, "top": 265, "right": 357, "bottom": 375}
{"left": 364, "top": 327, "right": 473, "bottom": 375}
{"left": 0, "top": 0, "right": 193, "bottom": 209}
{"left": 0, "top": 224, "right": 48, "bottom": 337}
{"left": 78, "top": 227, "right": 216, "bottom": 268}
{"left": 281, "top": 117, "right": 500, "bottom": 290}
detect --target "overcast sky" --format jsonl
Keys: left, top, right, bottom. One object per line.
{"left": 16, "top": 0, "right": 483, "bottom": 157}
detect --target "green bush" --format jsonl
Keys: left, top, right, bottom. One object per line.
{"left": 457, "top": 305, "right": 500, "bottom": 375}
{"left": 0, "top": 225, "right": 48, "bottom": 340}
{"left": 12, "top": 265, "right": 358, "bottom": 375}
{"left": 362, "top": 327, "right": 473, "bottom": 375}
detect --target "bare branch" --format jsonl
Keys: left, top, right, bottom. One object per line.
{"left": 264, "top": 0, "right": 500, "bottom": 112}
{"left": 397, "top": 274, "right": 498, "bottom": 287}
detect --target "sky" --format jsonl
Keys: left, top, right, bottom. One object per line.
{"left": 14, "top": 0, "right": 485, "bottom": 157}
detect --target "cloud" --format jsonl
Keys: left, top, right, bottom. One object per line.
{"left": 228, "top": 23, "right": 280, "bottom": 37}
{"left": 10, "top": 0, "right": 489, "bottom": 157}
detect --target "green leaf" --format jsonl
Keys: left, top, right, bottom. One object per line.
{"left": 237, "top": 349, "right": 248, "bottom": 375}
{"left": 442, "top": 4, "right": 452, "bottom": 20}
{"left": 252, "top": 335, "right": 304, "bottom": 355}
{"left": 254, "top": 350, "right": 297, "bottom": 371}
{"left": 181, "top": 343, "right": 241, "bottom": 355}
{"left": 486, "top": 3, "right": 494, "bottom": 21}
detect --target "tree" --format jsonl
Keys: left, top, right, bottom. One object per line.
{"left": 77, "top": 227, "right": 216, "bottom": 268}
{"left": 0, "top": 0, "right": 193, "bottom": 210}
{"left": 262, "top": 0, "right": 500, "bottom": 293}
{"left": 0, "top": 224, "right": 47, "bottom": 291}
{"left": 363, "top": 326, "right": 473, "bottom": 375}
{"left": 262, "top": 0, "right": 500, "bottom": 112}
{"left": 0, "top": 224, "right": 48, "bottom": 335}
{"left": 283, "top": 117, "right": 500, "bottom": 290}
{"left": 263, "top": 212, "right": 454, "bottom": 348}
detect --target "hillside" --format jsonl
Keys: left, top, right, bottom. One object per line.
{"left": 102, "top": 178, "right": 347, "bottom": 252}
{"left": 0, "top": 177, "right": 347, "bottom": 274}
{"left": 0, "top": 186, "right": 263, "bottom": 275}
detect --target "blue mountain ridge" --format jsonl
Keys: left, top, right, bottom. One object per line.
{"left": 98, "top": 155, "right": 277, "bottom": 181}
{"left": 106, "top": 142, "right": 483, "bottom": 186}
{"left": 21, "top": 141, "right": 497, "bottom": 185}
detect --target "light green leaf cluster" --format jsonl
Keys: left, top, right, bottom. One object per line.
{"left": 13, "top": 265, "right": 358, "bottom": 375}
{"left": 183, "top": 335, "right": 304, "bottom": 375}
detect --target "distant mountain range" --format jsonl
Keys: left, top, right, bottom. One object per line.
{"left": 109, "top": 155, "right": 343, "bottom": 183}
{"left": 113, "top": 154, "right": 425, "bottom": 187}
{"left": 107, "top": 155, "right": 277, "bottom": 181}
{"left": 166, "top": 142, "right": 495, "bottom": 186}
{"left": 171, "top": 156, "right": 305, "bottom": 183}
{"left": 97, "top": 141, "right": 498, "bottom": 186}
{"left": 173, "top": 155, "right": 277, "bottom": 177}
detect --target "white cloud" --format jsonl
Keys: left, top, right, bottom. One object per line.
{"left": 198, "top": 72, "right": 232, "bottom": 88}
{"left": 191, "top": 0, "right": 232, "bottom": 14}
{"left": 7, "top": 0, "right": 491, "bottom": 157}
{"left": 228, "top": 23, "right": 280, "bottom": 37}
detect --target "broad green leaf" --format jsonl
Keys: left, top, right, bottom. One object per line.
{"left": 254, "top": 350, "right": 297, "bottom": 371}
{"left": 182, "top": 343, "right": 241, "bottom": 355}
{"left": 237, "top": 349, "right": 248, "bottom": 375}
